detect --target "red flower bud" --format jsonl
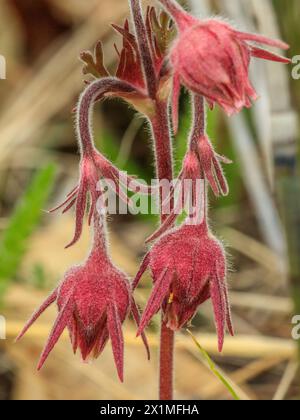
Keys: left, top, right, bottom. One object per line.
{"left": 170, "top": 17, "right": 290, "bottom": 115}
{"left": 50, "top": 149, "right": 151, "bottom": 249}
{"left": 191, "top": 134, "right": 230, "bottom": 197}
{"left": 145, "top": 133, "right": 230, "bottom": 244}
{"left": 134, "top": 222, "right": 234, "bottom": 352}
{"left": 17, "top": 217, "right": 149, "bottom": 381}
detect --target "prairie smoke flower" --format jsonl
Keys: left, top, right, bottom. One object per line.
{"left": 166, "top": 5, "right": 290, "bottom": 115}
{"left": 185, "top": 135, "right": 230, "bottom": 198}
{"left": 50, "top": 146, "right": 150, "bottom": 249}
{"left": 51, "top": 77, "right": 154, "bottom": 249}
{"left": 17, "top": 217, "right": 149, "bottom": 381}
{"left": 134, "top": 221, "right": 233, "bottom": 351}
{"left": 146, "top": 136, "right": 230, "bottom": 243}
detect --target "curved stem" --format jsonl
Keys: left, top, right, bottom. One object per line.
{"left": 190, "top": 94, "right": 206, "bottom": 150}
{"left": 129, "top": 0, "right": 157, "bottom": 99}
{"left": 149, "top": 100, "right": 174, "bottom": 400}
{"left": 76, "top": 78, "right": 137, "bottom": 156}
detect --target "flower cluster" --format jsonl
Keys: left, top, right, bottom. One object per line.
{"left": 18, "top": 0, "right": 290, "bottom": 385}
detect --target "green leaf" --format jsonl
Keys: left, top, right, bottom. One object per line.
{"left": 0, "top": 164, "right": 56, "bottom": 297}
{"left": 187, "top": 329, "right": 241, "bottom": 400}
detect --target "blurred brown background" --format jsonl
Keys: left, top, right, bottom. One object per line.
{"left": 0, "top": 0, "right": 300, "bottom": 400}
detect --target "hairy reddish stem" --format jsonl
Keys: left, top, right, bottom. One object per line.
{"left": 159, "top": 322, "right": 175, "bottom": 400}
{"left": 150, "top": 100, "right": 174, "bottom": 400}
{"left": 150, "top": 101, "right": 173, "bottom": 187}
{"left": 190, "top": 94, "right": 206, "bottom": 150}
{"left": 77, "top": 78, "right": 136, "bottom": 155}
{"left": 129, "top": 0, "right": 157, "bottom": 99}
{"left": 76, "top": 78, "right": 137, "bottom": 156}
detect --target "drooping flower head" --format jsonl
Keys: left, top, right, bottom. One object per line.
{"left": 51, "top": 8, "right": 175, "bottom": 248}
{"left": 161, "top": 0, "right": 291, "bottom": 117}
{"left": 50, "top": 142, "right": 151, "bottom": 249}
{"left": 17, "top": 215, "right": 149, "bottom": 381}
{"left": 134, "top": 221, "right": 233, "bottom": 352}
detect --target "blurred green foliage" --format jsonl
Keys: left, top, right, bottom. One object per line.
{"left": 0, "top": 164, "right": 56, "bottom": 298}
{"left": 97, "top": 131, "right": 150, "bottom": 181}
{"left": 97, "top": 131, "right": 157, "bottom": 222}
{"left": 187, "top": 329, "right": 241, "bottom": 401}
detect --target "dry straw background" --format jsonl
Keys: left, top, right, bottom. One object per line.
{"left": 0, "top": 0, "right": 300, "bottom": 400}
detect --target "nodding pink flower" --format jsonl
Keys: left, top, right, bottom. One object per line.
{"left": 50, "top": 77, "right": 153, "bottom": 249}
{"left": 186, "top": 134, "right": 230, "bottom": 198}
{"left": 146, "top": 136, "right": 230, "bottom": 244}
{"left": 49, "top": 149, "right": 150, "bottom": 249}
{"left": 134, "top": 222, "right": 233, "bottom": 352}
{"left": 16, "top": 216, "right": 149, "bottom": 382}
{"left": 168, "top": 11, "right": 290, "bottom": 115}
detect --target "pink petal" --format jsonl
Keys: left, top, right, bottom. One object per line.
{"left": 204, "top": 162, "right": 220, "bottom": 197}
{"left": 37, "top": 296, "right": 73, "bottom": 370}
{"left": 236, "top": 31, "right": 289, "bottom": 50}
{"left": 94, "top": 327, "right": 109, "bottom": 358}
{"left": 210, "top": 275, "right": 226, "bottom": 352}
{"left": 87, "top": 190, "right": 98, "bottom": 226}
{"left": 137, "top": 268, "right": 172, "bottom": 336}
{"left": 69, "top": 319, "right": 78, "bottom": 354}
{"left": 145, "top": 210, "right": 178, "bottom": 243}
{"left": 131, "top": 297, "right": 150, "bottom": 360}
{"left": 212, "top": 155, "right": 229, "bottom": 196}
{"left": 16, "top": 289, "right": 58, "bottom": 342}
{"left": 215, "top": 264, "right": 234, "bottom": 337}
{"left": 48, "top": 187, "right": 78, "bottom": 213}
{"left": 251, "top": 47, "right": 291, "bottom": 64}
{"left": 216, "top": 154, "right": 233, "bottom": 165}
{"left": 62, "top": 197, "right": 76, "bottom": 214}
{"left": 222, "top": 279, "right": 234, "bottom": 337}
{"left": 132, "top": 252, "right": 150, "bottom": 290}
{"left": 65, "top": 180, "right": 88, "bottom": 249}
{"left": 107, "top": 304, "right": 124, "bottom": 382}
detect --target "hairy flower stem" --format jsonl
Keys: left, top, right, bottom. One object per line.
{"left": 159, "top": 321, "right": 175, "bottom": 400}
{"left": 150, "top": 100, "right": 174, "bottom": 400}
{"left": 150, "top": 102, "right": 173, "bottom": 187}
{"left": 190, "top": 94, "right": 206, "bottom": 148}
{"left": 129, "top": 0, "right": 175, "bottom": 399}
{"left": 129, "top": 0, "right": 157, "bottom": 99}
{"left": 77, "top": 78, "right": 136, "bottom": 156}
